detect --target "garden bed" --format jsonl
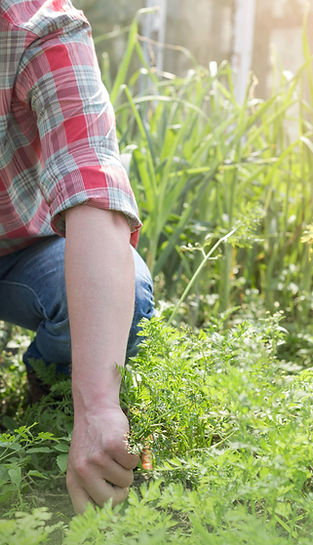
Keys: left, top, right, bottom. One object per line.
{"left": 1, "top": 311, "right": 313, "bottom": 544}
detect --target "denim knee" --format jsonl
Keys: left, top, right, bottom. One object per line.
{"left": 23, "top": 303, "right": 71, "bottom": 375}
{"left": 126, "top": 247, "right": 154, "bottom": 360}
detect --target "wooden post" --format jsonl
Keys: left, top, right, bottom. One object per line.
{"left": 143, "top": 0, "right": 167, "bottom": 73}
{"left": 232, "top": 0, "right": 256, "bottom": 104}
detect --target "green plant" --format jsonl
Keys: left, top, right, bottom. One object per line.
{"left": 95, "top": 13, "right": 313, "bottom": 325}
{"left": 0, "top": 424, "right": 58, "bottom": 506}
{"left": 0, "top": 419, "right": 72, "bottom": 511}
{"left": 1, "top": 308, "right": 313, "bottom": 542}
{"left": 0, "top": 508, "right": 63, "bottom": 545}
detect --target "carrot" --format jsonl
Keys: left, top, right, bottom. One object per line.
{"left": 140, "top": 436, "right": 153, "bottom": 470}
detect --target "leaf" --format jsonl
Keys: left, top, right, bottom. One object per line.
{"left": 110, "top": 17, "right": 138, "bottom": 106}
{"left": 301, "top": 135, "right": 313, "bottom": 154}
{"left": 27, "top": 470, "right": 48, "bottom": 480}
{"left": 56, "top": 453, "right": 68, "bottom": 473}
{"left": 0, "top": 441, "right": 21, "bottom": 451}
{"left": 53, "top": 443, "right": 70, "bottom": 453}
{"left": 8, "top": 467, "right": 22, "bottom": 489}
{"left": 26, "top": 447, "right": 53, "bottom": 454}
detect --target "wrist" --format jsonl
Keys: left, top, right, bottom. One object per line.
{"left": 72, "top": 364, "right": 122, "bottom": 416}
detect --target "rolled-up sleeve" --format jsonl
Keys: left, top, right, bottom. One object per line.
{"left": 15, "top": 17, "right": 141, "bottom": 247}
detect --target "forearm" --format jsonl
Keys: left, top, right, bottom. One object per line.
{"left": 64, "top": 205, "right": 135, "bottom": 414}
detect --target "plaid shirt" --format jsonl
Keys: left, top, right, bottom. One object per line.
{"left": 0, "top": 0, "right": 141, "bottom": 256}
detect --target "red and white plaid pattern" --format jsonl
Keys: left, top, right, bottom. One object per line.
{"left": 0, "top": 0, "right": 141, "bottom": 255}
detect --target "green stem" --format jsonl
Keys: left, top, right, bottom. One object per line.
{"left": 168, "top": 228, "right": 237, "bottom": 325}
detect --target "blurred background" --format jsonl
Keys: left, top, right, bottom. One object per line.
{"left": 65, "top": 0, "right": 313, "bottom": 331}
{"left": 73, "top": 0, "right": 313, "bottom": 98}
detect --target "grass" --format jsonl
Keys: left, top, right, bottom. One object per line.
{"left": 100, "top": 12, "right": 313, "bottom": 327}
{"left": 1, "top": 309, "right": 313, "bottom": 544}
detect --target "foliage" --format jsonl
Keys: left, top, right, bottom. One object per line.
{"left": 1, "top": 315, "right": 313, "bottom": 543}
{"left": 0, "top": 424, "right": 54, "bottom": 505}
{"left": 0, "top": 508, "right": 63, "bottom": 545}
{"left": 91, "top": 13, "right": 313, "bottom": 326}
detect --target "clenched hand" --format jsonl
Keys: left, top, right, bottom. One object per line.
{"left": 66, "top": 406, "right": 139, "bottom": 514}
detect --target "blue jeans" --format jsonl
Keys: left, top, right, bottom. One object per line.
{"left": 0, "top": 236, "right": 154, "bottom": 375}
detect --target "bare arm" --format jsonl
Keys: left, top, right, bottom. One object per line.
{"left": 64, "top": 205, "right": 139, "bottom": 514}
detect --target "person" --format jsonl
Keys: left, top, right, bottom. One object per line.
{"left": 0, "top": 0, "right": 154, "bottom": 514}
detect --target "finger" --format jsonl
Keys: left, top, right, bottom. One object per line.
{"left": 89, "top": 450, "right": 135, "bottom": 487}
{"left": 101, "top": 459, "right": 134, "bottom": 488}
{"left": 106, "top": 428, "right": 140, "bottom": 470}
{"left": 113, "top": 448, "right": 139, "bottom": 470}
{"left": 111, "top": 485, "right": 130, "bottom": 506}
{"left": 67, "top": 480, "right": 94, "bottom": 515}
{"left": 84, "top": 473, "right": 129, "bottom": 508}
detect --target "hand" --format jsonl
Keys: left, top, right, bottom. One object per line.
{"left": 66, "top": 406, "right": 139, "bottom": 514}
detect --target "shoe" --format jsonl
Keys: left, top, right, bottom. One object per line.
{"left": 26, "top": 368, "right": 51, "bottom": 403}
